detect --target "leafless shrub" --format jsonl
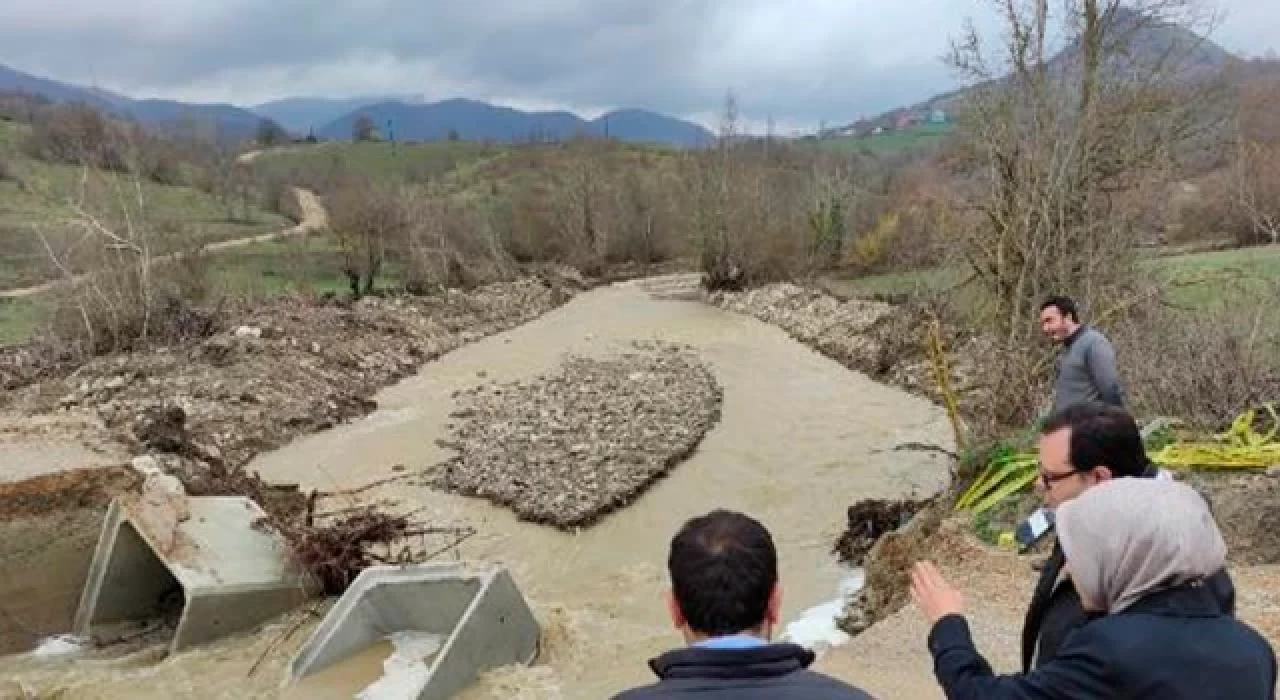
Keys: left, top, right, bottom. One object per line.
{"left": 1114, "top": 285, "right": 1280, "bottom": 428}
{"left": 0, "top": 154, "right": 16, "bottom": 183}
{"left": 24, "top": 103, "right": 132, "bottom": 172}
{"left": 36, "top": 176, "right": 219, "bottom": 357}
{"left": 604, "top": 169, "right": 678, "bottom": 265}
{"left": 1231, "top": 73, "right": 1280, "bottom": 245}
{"left": 327, "top": 176, "right": 408, "bottom": 298}
{"left": 0, "top": 90, "right": 50, "bottom": 123}
{"left": 399, "top": 191, "right": 513, "bottom": 292}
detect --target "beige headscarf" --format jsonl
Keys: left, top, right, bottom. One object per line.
{"left": 1056, "top": 478, "right": 1227, "bottom": 613}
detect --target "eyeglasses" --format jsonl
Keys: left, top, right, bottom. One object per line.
{"left": 1039, "top": 469, "right": 1082, "bottom": 489}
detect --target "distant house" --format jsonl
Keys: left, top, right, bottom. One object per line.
{"left": 929, "top": 109, "right": 948, "bottom": 124}
{"left": 894, "top": 113, "right": 922, "bottom": 130}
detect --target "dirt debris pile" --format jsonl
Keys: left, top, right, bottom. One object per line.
{"left": 6, "top": 279, "right": 568, "bottom": 477}
{"left": 708, "top": 283, "right": 984, "bottom": 410}
{"left": 837, "top": 500, "right": 947, "bottom": 637}
{"left": 834, "top": 498, "right": 931, "bottom": 568}
{"left": 434, "top": 341, "right": 723, "bottom": 528}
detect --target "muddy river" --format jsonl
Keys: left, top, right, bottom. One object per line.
{"left": 1, "top": 276, "right": 952, "bottom": 699}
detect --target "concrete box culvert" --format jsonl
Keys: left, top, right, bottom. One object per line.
{"left": 287, "top": 563, "right": 540, "bottom": 700}
{"left": 73, "top": 495, "right": 319, "bottom": 655}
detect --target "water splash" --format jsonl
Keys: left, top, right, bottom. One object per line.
{"left": 31, "top": 634, "right": 88, "bottom": 659}
{"left": 357, "top": 631, "right": 444, "bottom": 700}
{"left": 781, "top": 568, "right": 865, "bottom": 654}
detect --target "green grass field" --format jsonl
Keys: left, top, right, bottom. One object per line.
{"left": 0, "top": 233, "right": 404, "bottom": 345}
{"left": 816, "top": 122, "right": 955, "bottom": 158}
{"left": 251, "top": 140, "right": 505, "bottom": 186}
{"left": 825, "top": 244, "right": 1280, "bottom": 310}
{"left": 0, "top": 120, "right": 290, "bottom": 290}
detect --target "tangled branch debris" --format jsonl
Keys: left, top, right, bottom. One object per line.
{"left": 833, "top": 498, "right": 930, "bottom": 567}
{"left": 259, "top": 507, "right": 475, "bottom": 595}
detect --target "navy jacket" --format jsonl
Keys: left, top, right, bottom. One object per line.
{"left": 1021, "top": 541, "right": 1237, "bottom": 670}
{"left": 932, "top": 584, "right": 1277, "bottom": 699}
{"left": 612, "top": 642, "right": 874, "bottom": 699}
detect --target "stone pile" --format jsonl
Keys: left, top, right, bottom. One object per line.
{"left": 708, "top": 283, "right": 984, "bottom": 410}
{"left": 435, "top": 341, "right": 723, "bottom": 528}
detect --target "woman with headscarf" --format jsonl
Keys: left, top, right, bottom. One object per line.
{"left": 911, "top": 478, "right": 1277, "bottom": 699}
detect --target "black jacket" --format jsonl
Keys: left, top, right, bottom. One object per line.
{"left": 933, "top": 584, "right": 1277, "bottom": 699}
{"left": 1020, "top": 541, "right": 1237, "bottom": 671}
{"left": 611, "top": 643, "right": 874, "bottom": 699}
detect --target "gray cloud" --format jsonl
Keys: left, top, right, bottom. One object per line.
{"left": 0, "top": 0, "right": 1275, "bottom": 130}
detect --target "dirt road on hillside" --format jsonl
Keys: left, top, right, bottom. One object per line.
{"left": 0, "top": 166, "right": 326, "bottom": 300}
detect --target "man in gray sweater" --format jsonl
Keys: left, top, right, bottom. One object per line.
{"left": 1039, "top": 296, "right": 1125, "bottom": 413}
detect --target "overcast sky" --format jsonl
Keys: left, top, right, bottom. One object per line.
{"left": 1, "top": 0, "right": 1276, "bottom": 132}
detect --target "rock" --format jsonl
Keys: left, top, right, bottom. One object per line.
{"left": 130, "top": 455, "right": 163, "bottom": 478}
{"left": 198, "top": 337, "right": 236, "bottom": 367}
{"left": 104, "top": 376, "right": 128, "bottom": 391}
{"left": 132, "top": 405, "right": 190, "bottom": 454}
{"left": 234, "top": 325, "right": 263, "bottom": 339}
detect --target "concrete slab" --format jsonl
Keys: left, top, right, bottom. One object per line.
{"left": 73, "top": 488, "right": 318, "bottom": 655}
{"left": 288, "top": 563, "right": 539, "bottom": 700}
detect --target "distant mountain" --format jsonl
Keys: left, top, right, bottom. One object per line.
{"left": 835, "top": 7, "right": 1237, "bottom": 137}
{"left": 319, "top": 98, "right": 713, "bottom": 147}
{"left": 0, "top": 63, "right": 119, "bottom": 110}
{"left": 591, "top": 108, "right": 712, "bottom": 146}
{"left": 252, "top": 96, "right": 415, "bottom": 133}
{"left": 1, "top": 62, "right": 713, "bottom": 146}
{"left": 0, "top": 62, "right": 272, "bottom": 141}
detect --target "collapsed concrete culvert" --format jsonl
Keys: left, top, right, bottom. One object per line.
{"left": 73, "top": 483, "right": 318, "bottom": 656}
{"left": 432, "top": 341, "right": 723, "bottom": 528}
{"left": 286, "top": 563, "right": 539, "bottom": 700}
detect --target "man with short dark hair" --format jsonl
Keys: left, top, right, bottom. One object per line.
{"left": 1039, "top": 295, "right": 1125, "bottom": 413}
{"left": 1021, "top": 401, "right": 1236, "bottom": 671}
{"left": 613, "top": 509, "right": 874, "bottom": 699}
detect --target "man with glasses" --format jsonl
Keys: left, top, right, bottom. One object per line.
{"left": 1020, "top": 401, "right": 1236, "bottom": 672}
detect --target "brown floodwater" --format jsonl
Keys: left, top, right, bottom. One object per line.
{"left": 0, "top": 275, "right": 952, "bottom": 699}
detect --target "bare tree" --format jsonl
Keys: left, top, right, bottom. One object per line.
{"left": 256, "top": 118, "right": 289, "bottom": 147}
{"left": 328, "top": 176, "right": 405, "bottom": 298}
{"left": 947, "top": 0, "right": 1227, "bottom": 342}
{"left": 553, "top": 142, "right": 605, "bottom": 274}
{"left": 352, "top": 115, "right": 377, "bottom": 142}
{"left": 32, "top": 131, "right": 216, "bottom": 355}
{"left": 1232, "top": 69, "right": 1280, "bottom": 243}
